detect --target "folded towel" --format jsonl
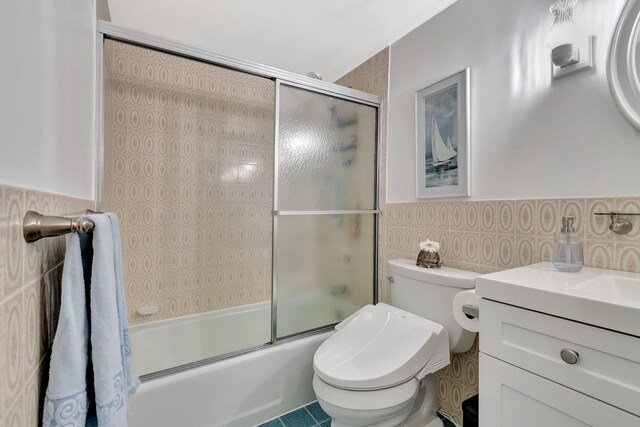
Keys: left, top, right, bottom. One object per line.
{"left": 43, "top": 214, "right": 139, "bottom": 427}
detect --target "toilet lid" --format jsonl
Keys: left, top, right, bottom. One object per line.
{"left": 313, "top": 303, "right": 445, "bottom": 390}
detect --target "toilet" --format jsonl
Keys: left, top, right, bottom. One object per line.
{"left": 312, "top": 259, "right": 478, "bottom": 427}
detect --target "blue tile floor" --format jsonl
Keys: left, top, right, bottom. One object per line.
{"left": 257, "top": 402, "right": 330, "bottom": 427}
{"left": 256, "top": 401, "right": 458, "bottom": 427}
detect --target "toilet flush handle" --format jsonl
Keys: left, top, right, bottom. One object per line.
{"left": 387, "top": 276, "right": 394, "bottom": 283}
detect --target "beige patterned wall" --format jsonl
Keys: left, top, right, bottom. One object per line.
{"left": 337, "top": 51, "right": 640, "bottom": 425}
{"left": 384, "top": 199, "right": 640, "bottom": 275}
{"left": 0, "top": 184, "right": 92, "bottom": 427}
{"left": 383, "top": 197, "right": 640, "bottom": 424}
{"left": 103, "top": 40, "right": 275, "bottom": 324}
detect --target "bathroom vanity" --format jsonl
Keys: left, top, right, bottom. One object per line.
{"left": 476, "top": 263, "right": 640, "bottom": 426}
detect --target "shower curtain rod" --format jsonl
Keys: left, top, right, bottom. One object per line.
{"left": 23, "top": 210, "right": 101, "bottom": 243}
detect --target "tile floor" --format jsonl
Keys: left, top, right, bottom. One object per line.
{"left": 257, "top": 402, "right": 330, "bottom": 427}
{"left": 256, "top": 401, "right": 458, "bottom": 427}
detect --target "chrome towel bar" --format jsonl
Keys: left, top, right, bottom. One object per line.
{"left": 23, "top": 210, "right": 101, "bottom": 243}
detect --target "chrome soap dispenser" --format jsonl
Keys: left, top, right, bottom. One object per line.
{"left": 552, "top": 216, "right": 584, "bottom": 272}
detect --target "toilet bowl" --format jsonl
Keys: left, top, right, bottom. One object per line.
{"left": 313, "top": 374, "right": 419, "bottom": 427}
{"left": 312, "top": 260, "right": 479, "bottom": 427}
{"left": 313, "top": 303, "right": 449, "bottom": 427}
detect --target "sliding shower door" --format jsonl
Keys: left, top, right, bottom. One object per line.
{"left": 102, "top": 40, "right": 275, "bottom": 375}
{"left": 275, "top": 83, "right": 378, "bottom": 338}
{"left": 101, "top": 33, "right": 379, "bottom": 377}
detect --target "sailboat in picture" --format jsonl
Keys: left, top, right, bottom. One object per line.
{"left": 430, "top": 116, "right": 457, "bottom": 167}
{"left": 416, "top": 68, "right": 468, "bottom": 198}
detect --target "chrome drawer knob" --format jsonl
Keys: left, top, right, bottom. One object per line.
{"left": 560, "top": 349, "right": 580, "bottom": 365}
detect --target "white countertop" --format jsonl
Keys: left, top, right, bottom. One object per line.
{"left": 476, "top": 262, "right": 640, "bottom": 337}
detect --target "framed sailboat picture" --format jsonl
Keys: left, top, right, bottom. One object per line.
{"left": 416, "top": 68, "right": 470, "bottom": 198}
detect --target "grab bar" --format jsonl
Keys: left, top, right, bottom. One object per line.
{"left": 23, "top": 210, "right": 101, "bottom": 243}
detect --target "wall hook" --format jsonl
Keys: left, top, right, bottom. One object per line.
{"left": 593, "top": 212, "right": 637, "bottom": 235}
{"left": 608, "top": 213, "right": 632, "bottom": 235}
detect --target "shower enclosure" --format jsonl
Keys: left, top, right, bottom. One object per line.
{"left": 98, "top": 23, "right": 380, "bottom": 379}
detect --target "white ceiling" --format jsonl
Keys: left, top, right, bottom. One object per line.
{"left": 107, "top": 0, "right": 458, "bottom": 82}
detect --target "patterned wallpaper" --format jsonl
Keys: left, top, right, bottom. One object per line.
{"left": 0, "top": 184, "right": 92, "bottom": 427}
{"left": 103, "top": 40, "right": 275, "bottom": 324}
{"left": 336, "top": 50, "right": 640, "bottom": 425}
{"left": 384, "top": 199, "right": 640, "bottom": 275}
{"left": 382, "top": 197, "right": 640, "bottom": 424}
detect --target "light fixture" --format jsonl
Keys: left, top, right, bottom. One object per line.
{"left": 546, "top": 0, "right": 593, "bottom": 79}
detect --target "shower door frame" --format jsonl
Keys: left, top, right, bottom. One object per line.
{"left": 95, "top": 21, "right": 380, "bottom": 381}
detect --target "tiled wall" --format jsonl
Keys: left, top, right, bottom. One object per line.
{"left": 336, "top": 51, "right": 640, "bottom": 424}
{"left": 103, "top": 40, "right": 275, "bottom": 324}
{"left": 384, "top": 199, "right": 640, "bottom": 275}
{"left": 0, "top": 184, "right": 92, "bottom": 427}
{"left": 383, "top": 197, "right": 640, "bottom": 423}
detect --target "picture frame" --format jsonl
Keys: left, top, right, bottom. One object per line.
{"left": 415, "top": 68, "right": 470, "bottom": 198}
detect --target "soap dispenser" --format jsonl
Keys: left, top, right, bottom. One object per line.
{"left": 552, "top": 216, "right": 584, "bottom": 272}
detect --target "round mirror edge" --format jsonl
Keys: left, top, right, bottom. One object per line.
{"left": 607, "top": 0, "right": 640, "bottom": 131}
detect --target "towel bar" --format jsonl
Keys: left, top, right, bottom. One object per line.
{"left": 23, "top": 210, "right": 101, "bottom": 243}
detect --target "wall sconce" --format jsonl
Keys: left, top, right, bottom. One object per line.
{"left": 546, "top": 0, "right": 593, "bottom": 79}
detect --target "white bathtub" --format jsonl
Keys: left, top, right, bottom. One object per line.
{"left": 128, "top": 330, "right": 332, "bottom": 427}
{"left": 131, "top": 302, "right": 272, "bottom": 375}
{"left": 128, "top": 296, "right": 362, "bottom": 426}
{"left": 130, "top": 296, "right": 360, "bottom": 376}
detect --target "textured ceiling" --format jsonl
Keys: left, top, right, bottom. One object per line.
{"left": 107, "top": 0, "right": 458, "bottom": 82}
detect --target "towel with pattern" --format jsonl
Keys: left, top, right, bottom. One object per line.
{"left": 43, "top": 214, "right": 139, "bottom": 427}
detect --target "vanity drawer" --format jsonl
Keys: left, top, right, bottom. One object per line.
{"left": 480, "top": 354, "right": 640, "bottom": 427}
{"left": 480, "top": 299, "right": 640, "bottom": 416}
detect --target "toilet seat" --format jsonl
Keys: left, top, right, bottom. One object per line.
{"left": 312, "top": 374, "right": 419, "bottom": 411}
{"left": 313, "top": 303, "right": 448, "bottom": 391}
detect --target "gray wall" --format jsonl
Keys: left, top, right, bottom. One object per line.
{"left": 0, "top": 0, "right": 96, "bottom": 199}
{"left": 387, "top": 0, "right": 640, "bottom": 202}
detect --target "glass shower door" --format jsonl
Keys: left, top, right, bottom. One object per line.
{"left": 103, "top": 40, "right": 275, "bottom": 376}
{"left": 275, "top": 83, "right": 378, "bottom": 338}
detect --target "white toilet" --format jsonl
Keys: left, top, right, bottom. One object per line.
{"left": 312, "top": 259, "right": 478, "bottom": 427}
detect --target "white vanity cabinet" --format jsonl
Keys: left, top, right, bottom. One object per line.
{"left": 475, "top": 263, "right": 640, "bottom": 427}
{"left": 480, "top": 354, "right": 637, "bottom": 426}
{"left": 479, "top": 299, "right": 640, "bottom": 426}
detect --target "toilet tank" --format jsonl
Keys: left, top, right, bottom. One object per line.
{"left": 387, "top": 259, "right": 478, "bottom": 353}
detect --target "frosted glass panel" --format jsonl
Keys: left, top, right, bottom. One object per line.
{"left": 278, "top": 85, "right": 377, "bottom": 211}
{"left": 276, "top": 214, "right": 375, "bottom": 338}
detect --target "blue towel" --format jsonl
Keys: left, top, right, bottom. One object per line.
{"left": 43, "top": 214, "right": 139, "bottom": 427}
{"left": 42, "top": 232, "right": 90, "bottom": 426}
{"left": 106, "top": 213, "right": 140, "bottom": 395}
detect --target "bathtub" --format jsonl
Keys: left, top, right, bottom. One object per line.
{"left": 128, "top": 330, "right": 332, "bottom": 427}
{"left": 131, "top": 302, "right": 272, "bottom": 376}
{"left": 128, "top": 296, "right": 362, "bottom": 426}
{"left": 130, "top": 296, "right": 360, "bottom": 376}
